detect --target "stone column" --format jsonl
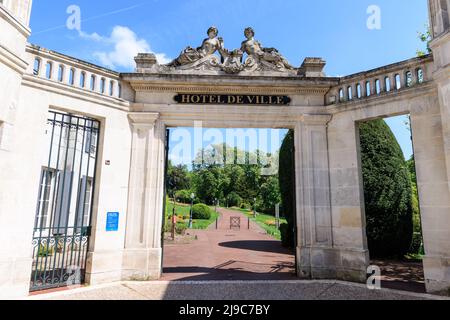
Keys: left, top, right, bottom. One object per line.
{"left": 122, "top": 112, "right": 166, "bottom": 280}
{"left": 295, "top": 115, "right": 339, "bottom": 279}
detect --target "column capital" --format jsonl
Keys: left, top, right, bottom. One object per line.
{"left": 128, "top": 112, "right": 160, "bottom": 128}
{"left": 300, "top": 114, "right": 332, "bottom": 126}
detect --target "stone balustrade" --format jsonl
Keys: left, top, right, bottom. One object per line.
{"left": 326, "top": 55, "right": 434, "bottom": 105}
{"left": 25, "top": 44, "right": 123, "bottom": 99}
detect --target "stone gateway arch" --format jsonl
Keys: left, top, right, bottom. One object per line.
{"left": 0, "top": 0, "right": 449, "bottom": 298}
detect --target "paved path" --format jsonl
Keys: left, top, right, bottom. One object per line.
{"left": 29, "top": 280, "right": 447, "bottom": 300}
{"left": 162, "top": 208, "right": 296, "bottom": 281}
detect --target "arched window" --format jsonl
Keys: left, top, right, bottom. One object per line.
{"left": 385, "top": 77, "right": 391, "bottom": 92}
{"left": 69, "top": 69, "right": 75, "bottom": 86}
{"left": 417, "top": 68, "right": 424, "bottom": 84}
{"left": 347, "top": 86, "right": 353, "bottom": 100}
{"left": 375, "top": 79, "right": 381, "bottom": 94}
{"left": 80, "top": 72, "right": 86, "bottom": 88}
{"left": 356, "top": 83, "right": 362, "bottom": 99}
{"left": 339, "top": 88, "right": 345, "bottom": 102}
{"left": 58, "top": 65, "right": 64, "bottom": 82}
{"left": 45, "top": 62, "right": 52, "bottom": 79}
{"left": 118, "top": 84, "right": 122, "bottom": 98}
{"left": 100, "top": 78, "right": 106, "bottom": 94}
{"left": 395, "top": 74, "right": 401, "bottom": 90}
{"left": 90, "top": 75, "right": 96, "bottom": 91}
{"left": 366, "top": 81, "right": 371, "bottom": 97}
{"left": 33, "top": 58, "right": 41, "bottom": 76}
{"left": 405, "top": 71, "right": 413, "bottom": 87}
{"left": 109, "top": 81, "right": 114, "bottom": 96}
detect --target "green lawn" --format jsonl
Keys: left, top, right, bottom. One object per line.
{"left": 230, "top": 207, "right": 286, "bottom": 240}
{"left": 165, "top": 201, "right": 219, "bottom": 230}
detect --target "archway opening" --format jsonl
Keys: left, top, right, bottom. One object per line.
{"left": 161, "top": 126, "right": 297, "bottom": 281}
{"left": 358, "top": 114, "right": 425, "bottom": 293}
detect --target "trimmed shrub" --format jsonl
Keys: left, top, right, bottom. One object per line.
{"left": 279, "top": 130, "right": 296, "bottom": 248}
{"left": 359, "top": 120, "right": 413, "bottom": 258}
{"left": 280, "top": 224, "right": 295, "bottom": 248}
{"left": 192, "top": 204, "right": 212, "bottom": 220}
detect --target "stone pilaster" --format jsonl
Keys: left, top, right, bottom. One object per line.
{"left": 122, "top": 112, "right": 166, "bottom": 281}
{"left": 327, "top": 113, "right": 370, "bottom": 283}
{"left": 425, "top": 0, "right": 450, "bottom": 294}
{"left": 295, "top": 115, "right": 358, "bottom": 280}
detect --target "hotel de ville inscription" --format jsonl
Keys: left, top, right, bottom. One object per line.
{"left": 174, "top": 94, "right": 291, "bottom": 106}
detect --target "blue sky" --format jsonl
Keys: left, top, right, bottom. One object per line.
{"left": 29, "top": 0, "right": 425, "bottom": 161}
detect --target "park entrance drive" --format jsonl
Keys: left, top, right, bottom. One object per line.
{"left": 162, "top": 128, "right": 297, "bottom": 281}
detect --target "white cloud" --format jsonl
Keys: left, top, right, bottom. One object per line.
{"left": 83, "top": 26, "right": 170, "bottom": 70}
{"left": 79, "top": 30, "right": 105, "bottom": 42}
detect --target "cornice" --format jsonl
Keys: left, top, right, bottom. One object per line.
{"left": 0, "top": 6, "right": 31, "bottom": 37}
{"left": 129, "top": 83, "right": 331, "bottom": 95}
{"left": 0, "top": 44, "right": 28, "bottom": 74}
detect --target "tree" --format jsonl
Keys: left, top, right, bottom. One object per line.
{"left": 359, "top": 120, "right": 413, "bottom": 258}
{"left": 167, "top": 161, "right": 191, "bottom": 196}
{"left": 417, "top": 24, "right": 432, "bottom": 56}
{"left": 258, "top": 176, "right": 281, "bottom": 214}
{"left": 278, "top": 130, "right": 296, "bottom": 248}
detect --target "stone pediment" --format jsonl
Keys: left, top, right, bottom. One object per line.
{"left": 134, "top": 27, "right": 326, "bottom": 77}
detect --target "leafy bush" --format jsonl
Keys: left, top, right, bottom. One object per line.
{"left": 176, "top": 223, "right": 187, "bottom": 235}
{"left": 175, "top": 190, "right": 193, "bottom": 204}
{"left": 410, "top": 232, "right": 424, "bottom": 255}
{"left": 279, "top": 130, "right": 296, "bottom": 248}
{"left": 359, "top": 120, "right": 413, "bottom": 258}
{"left": 226, "top": 192, "right": 242, "bottom": 208}
{"left": 242, "top": 202, "right": 253, "bottom": 210}
{"left": 192, "top": 204, "right": 212, "bottom": 220}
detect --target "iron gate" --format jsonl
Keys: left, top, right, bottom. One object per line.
{"left": 30, "top": 111, "right": 100, "bottom": 292}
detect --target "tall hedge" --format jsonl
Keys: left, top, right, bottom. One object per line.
{"left": 359, "top": 120, "right": 413, "bottom": 258}
{"left": 278, "top": 130, "right": 296, "bottom": 248}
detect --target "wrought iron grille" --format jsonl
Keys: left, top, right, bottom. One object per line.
{"left": 230, "top": 217, "right": 241, "bottom": 230}
{"left": 30, "top": 111, "right": 100, "bottom": 292}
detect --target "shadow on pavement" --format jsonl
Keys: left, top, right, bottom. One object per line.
{"left": 218, "top": 240, "right": 295, "bottom": 255}
{"left": 163, "top": 260, "right": 297, "bottom": 281}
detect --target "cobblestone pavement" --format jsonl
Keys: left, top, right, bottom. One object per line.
{"left": 28, "top": 280, "right": 448, "bottom": 300}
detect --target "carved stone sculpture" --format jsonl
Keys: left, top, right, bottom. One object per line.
{"left": 166, "top": 26, "right": 224, "bottom": 71}
{"left": 240, "top": 27, "right": 294, "bottom": 72}
{"left": 155, "top": 26, "right": 297, "bottom": 74}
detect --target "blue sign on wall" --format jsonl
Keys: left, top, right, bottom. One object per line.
{"left": 106, "top": 212, "right": 120, "bottom": 232}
